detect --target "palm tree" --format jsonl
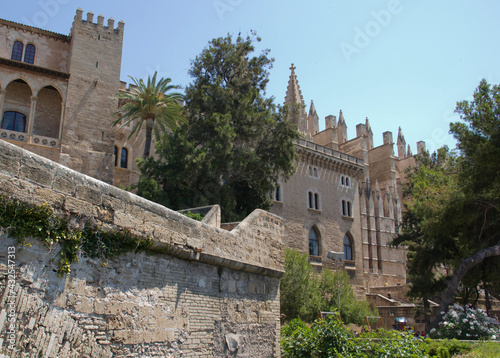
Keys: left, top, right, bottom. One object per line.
{"left": 112, "top": 72, "right": 185, "bottom": 158}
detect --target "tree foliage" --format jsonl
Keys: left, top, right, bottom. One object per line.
{"left": 112, "top": 71, "right": 185, "bottom": 158}
{"left": 136, "top": 33, "right": 299, "bottom": 221}
{"left": 280, "top": 248, "right": 376, "bottom": 325}
{"left": 394, "top": 79, "right": 500, "bottom": 329}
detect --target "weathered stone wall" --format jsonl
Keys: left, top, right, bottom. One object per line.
{"left": 0, "top": 140, "right": 284, "bottom": 357}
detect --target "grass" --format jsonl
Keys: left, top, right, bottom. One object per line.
{"left": 454, "top": 342, "right": 500, "bottom": 358}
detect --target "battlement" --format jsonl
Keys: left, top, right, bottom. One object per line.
{"left": 119, "top": 80, "right": 138, "bottom": 92}
{"left": 72, "top": 8, "right": 124, "bottom": 34}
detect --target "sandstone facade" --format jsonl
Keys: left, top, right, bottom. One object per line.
{"left": 270, "top": 65, "right": 426, "bottom": 293}
{"left": 0, "top": 9, "right": 425, "bottom": 302}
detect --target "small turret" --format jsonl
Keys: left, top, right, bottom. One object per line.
{"left": 365, "top": 117, "right": 374, "bottom": 150}
{"left": 337, "top": 109, "right": 347, "bottom": 144}
{"left": 417, "top": 141, "right": 426, "bottom": 154}
{"left": 397, "top": 127, "right": 406, "bottom": 159}
{"left": 325, "top": 115, "right": 337, "bottom": 129}
{"left": 308, "top": 100, "right": 319, "bottom": 136}
{"left": 383, "top": 131, "right": 393, "bottom": 145}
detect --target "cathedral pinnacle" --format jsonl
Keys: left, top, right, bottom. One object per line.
{"left": 283, "top": 63, "right": 307, "bottom": 134}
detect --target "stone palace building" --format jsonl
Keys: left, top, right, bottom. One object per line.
{"left": 0, "top": 9, "right": 426, "bottom": 296}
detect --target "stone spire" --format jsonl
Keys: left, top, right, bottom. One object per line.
{"left": 307, "top": 100, "right": 319, "bottom": 136}
{"left": 283, "top": 64, "right": 307, "bottom": 134}
{"left": 407, "top": 144, "right": 413, "bottom": 157}
{"left": 365, "top": 117, "right": 374, "bottom": 150}
{"left": 397, "top": 126, "right": 406, "bottom": 159}
{"left": 337, "top": 109, "right": 348, "bottom": 144}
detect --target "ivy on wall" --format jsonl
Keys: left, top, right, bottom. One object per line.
{"left": 0, "top": 196, "right": 151, "bottom": 275}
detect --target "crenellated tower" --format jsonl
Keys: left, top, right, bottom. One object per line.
{"left": 60, "top": 8, "right": 125, "bottom": 184}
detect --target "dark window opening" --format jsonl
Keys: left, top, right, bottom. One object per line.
{"left": 275, "top": 185, "right": 281, "bottom": 201}
{"left": 11, "top": 41, "right": 23, "bottom": 61}
{"left": 309, "top": 227, "right": 319, "bottom": 256}
{"left": 23, "top": 44, "right": 35, "bottom": 64}
{"left": 120, "top": 147, "right": 128, "bottom": 168}
{"left": 308, "top": 191, "right": 313, "bottom": 208}
{"left": 314, "top": 193, "right": 319, "bottom": 210}
{"left": 2, "top": 111, "right": 27, "bottom": 132}
{"left": 114, "top": 146, "right": 118, "bottom": 167}
{"left": 344, "top": 234, "right": 353, "bottom": 260}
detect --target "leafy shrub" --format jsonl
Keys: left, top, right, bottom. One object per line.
{"left": 280, "top": 248, "right": 377, "bottom": 324}
{"left": 424, "top": 338, "right": 473, "bottom": 357}
{"left": 358, "top": 329, "right": 427, "bottom": 358}
{"left": 181, "top": 210, "right": 204, "bottom": 221}
{"left": 281, "top": 318, "right": 313, "bottom": 358}
{"left": 429, "top": 304, "right": 499, "bottom": 340}
{"left": 281, "top": 318, "right": 428, "bottom": 358}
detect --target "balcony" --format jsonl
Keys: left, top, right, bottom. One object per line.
{"left": 309, "top": 255, "right": 322, "bottom": 265}
{"left": 344, "top": 260, "right": 356, "bottom": 268}
{"left": 1, "top": 129, "right": 59, "bottom": 148}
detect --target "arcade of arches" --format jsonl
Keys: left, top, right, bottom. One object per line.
{"left": 0, "top": 79, "right": 63, "bottom": 147}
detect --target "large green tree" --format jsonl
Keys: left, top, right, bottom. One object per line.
{"left": 112, "top": 71, "right": 185, "bottom": 158}
{"left": 136, "top": 33, "right": 299, "bottom": 221}
{"left": 394, "top": 79, "right": 500, "bottom": 330}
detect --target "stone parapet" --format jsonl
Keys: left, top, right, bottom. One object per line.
{"left": 0, "top": 139, "right": 284, "bottom": 357}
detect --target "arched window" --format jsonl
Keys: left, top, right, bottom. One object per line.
{"left": 347, "top": 201, "right": 352, "bottom": 217}
{"left": 275, "top": 184, "right": 281, "bottom": 201}
{"left": 308, "top": 191, "right": 313, "bottom": 208}
{"left": 344, "top": 234, "right": 353, "bottom": 260}
{"left": 309, "top": 227, "right": 320, "bottom": 256}
{"left": 114, "top": 146, "right": 118, "bottom": 167}
{"left": 120, "top": 147, "right": 128, "bottom": 168}
{"left": 1, "top": 111, "right": 27, "bottom": 132}
{"left": 24, "top": 44, "right": 36, "bottom": 64}
{"left": 314, "top": 193, "right": 319, "bottom": 210}
{"left": 11, "top": 41, "right": 23, "bottom": 61}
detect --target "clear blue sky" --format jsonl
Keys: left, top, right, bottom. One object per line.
{"left": 3, "top": 0, "right": 500, "bottom": 153}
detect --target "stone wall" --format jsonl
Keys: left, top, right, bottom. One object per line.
{"left": 0, "top": 140, "right": 284, "bottom": 357}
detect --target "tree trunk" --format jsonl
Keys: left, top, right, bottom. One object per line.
{"left": 423, "top": 296, "right": 431, "bottom": 334}
{"left": 429, "top": 242, "right": 500, "bottom": 330}
{"left": 144, "top": 118, "right": 154, "bottom": 158}
{"left": 485, "top": 289, "right": 491, "bottom": 316}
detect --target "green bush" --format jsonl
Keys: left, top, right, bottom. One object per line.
{"left": 424, "top": 338, "right": 473, "bottom": 357}
{"left": 358, "top": 329, "right": 427, "bottom": 358}
{"left": 282, "top": 316, "right": 355, "bottom": 358}
{"left": 281, "top": 318, "right": 429, "bottom": 358}
{"left": 280, "top": 248, "right": 377, "bottom": 324}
